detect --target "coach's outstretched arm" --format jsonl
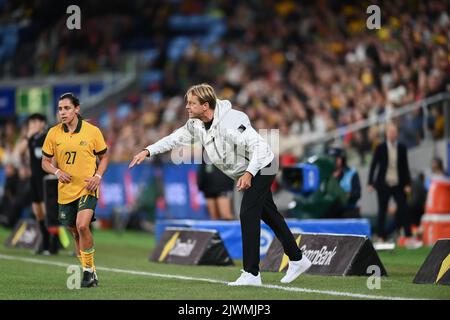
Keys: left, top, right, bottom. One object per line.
{"left": 129, "top": 123, "right": 194, "bottom": 169}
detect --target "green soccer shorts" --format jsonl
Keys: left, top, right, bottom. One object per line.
{"left": 58, "top": 195, "right": 97, "bottom": 226}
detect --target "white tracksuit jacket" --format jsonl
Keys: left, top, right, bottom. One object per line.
{"left": 145, "top": 99, "right": 274, "bottom": 180}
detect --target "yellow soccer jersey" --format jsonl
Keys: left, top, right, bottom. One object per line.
{"left": 42, "top": 119, "right": 107, "bottom": 204}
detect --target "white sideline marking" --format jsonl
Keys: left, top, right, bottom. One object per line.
{"left": 0, "top": 254, "right": 420, "bottom": 300}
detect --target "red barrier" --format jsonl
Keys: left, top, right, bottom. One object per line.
{"left": 421, "top": 214, "right": 450, "bottom": 246}
{"left": 425, "top": 177, "right": 450, "bottom": 214}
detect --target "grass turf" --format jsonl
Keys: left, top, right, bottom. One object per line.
{"left": 0, "top": 226, "right": 449, "bottom": 300}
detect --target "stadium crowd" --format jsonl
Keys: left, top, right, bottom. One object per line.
{"left": 97, "top": 0, "right": 450, "bottom": 164}
{"left": 0, "top": 0, "right": 170, "bottom": 76}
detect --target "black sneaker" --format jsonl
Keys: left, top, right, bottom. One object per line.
{"left": 34, "top": 248, "right": 51, "bottom": 256}
{"left": 81, "top": 270, "right": 98, "bottom": 288}
{"left": 93, "top": 271, "right": 99, "bottom": 285}
{"left": 34, "top": 242, "right": 51, "bottom": 256}
{"left": 48, "top": 234, "right": 60, "bottom": 255}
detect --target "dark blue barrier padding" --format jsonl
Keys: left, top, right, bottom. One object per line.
{"left": 155, "top": 218, "right": 372, "bottom": 259}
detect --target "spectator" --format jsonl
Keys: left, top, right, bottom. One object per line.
{"left": 197, "top": 158, "right": 234, "bottom": 220}
{"left": 328, "top": 147, "right": 361, "bottom": 218}
{"left": 412, "top": 158, "right": 448, "bottom": 234}
{"left": 25, "top": 113, "right": 59, "bottom": 255}
{"left": 0, "top": 163, "right": 19, "bottom": 227}
{"left": 431, "top": 157, "right": 448, "bottom": 177}
{"left": 0, "top": 163, "right": 31, "bottom": 228}
{"left": 425, "top": 157, "right": 449, "bottom": 190}
{"left": 409, "top": 172, "right": 427, "bottom": 228}
{"left": 429, "top": 106, "right": 445, "bottom": 140}
{"left": 367, "top": 123, "right": 414, "bottom": 243}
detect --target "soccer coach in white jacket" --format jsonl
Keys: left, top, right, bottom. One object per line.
{"left": 129, "top": 83, "right": 311, "bottom": 286}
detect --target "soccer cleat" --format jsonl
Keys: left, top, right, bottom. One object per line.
{"left": 280, "top": 256, "right": 312, "bottom": 283}
{"left": 81, "top": 270, "right": 98, "bottom": 288}
{"left": 404, "top": 237, "right": 423, "bottom": 249}
{"left": 228, "top": 270, "right": 262, "bottom": 286}
{"left": 34, "top": 242, "right": 52, "bottom": 256}
{"left": 39, "top": 250, "right": 51, "bottom": 256}
{"left": 93, "top": 271, "right": 99, "bottom": 285}
{"left": 48, "top": 234, "right": 60, "bottom": 255}
{"left": 34, "top": 246, "right": 51, "bottom": 256}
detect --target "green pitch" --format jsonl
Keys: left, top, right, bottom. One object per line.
{"left": 0, "top": 226, "right": 449, "bottom": 300}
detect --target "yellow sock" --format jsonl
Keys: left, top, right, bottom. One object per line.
{"left": 77, "top": 255, "right": 84, "bottom": 268}
{"left": 81, "top": 248, "right": 96, "bottom": 271}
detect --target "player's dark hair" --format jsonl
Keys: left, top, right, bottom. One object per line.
{"left": 27, "top": 113, "right": 47, "bottom": 123}
{"left": 433, "top": 157, "right": 444, "bottom": 171}
{"left": 59, "top": 92, "right": 83, "bottom": 120}
{"left": 327, "top": 147, "right": 347, "bottom": 167}
{"left": 59, "top": 92, "right": 80, "bottom": 107}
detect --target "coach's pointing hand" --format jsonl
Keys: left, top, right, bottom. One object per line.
{"left": 129, "top": 150, "right": 150, "bottom": 169}
{"left": 237, "top": 172, "right": 253, "bottom": 191}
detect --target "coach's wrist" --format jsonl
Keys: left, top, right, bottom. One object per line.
{"left": 95, "top": 173, "right": 102, "bottom": 179}
{"left": 54, "top": 169, "right": 60, "bottom": 177}
{"left": 142, "top": 149, "right": 150, "bottom": 157}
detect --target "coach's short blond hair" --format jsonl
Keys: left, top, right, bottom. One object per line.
{"left": 186, "top": 83, "right": 217, "bottom": 109}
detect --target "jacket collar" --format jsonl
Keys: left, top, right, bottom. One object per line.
{"left": 204, "top": 99, "right": 232, "bottom": 143}
{"left": 63, "top": 115, "right": 83, "bottom": 133}
{"left": 212, "top": 99, "right": 232, "bottom": 127}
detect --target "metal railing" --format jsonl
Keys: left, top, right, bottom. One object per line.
{"left": 81, "top": 54, "right": 138, "bottom": 111}
{"left": 0, "top": 53, "right": 138, "bottom": 122}
{"left": 293, "top": 92, "right": 450, "bottom": 161}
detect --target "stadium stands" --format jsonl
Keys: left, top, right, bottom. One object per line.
{"left": 92, "top": 0, "right": 450, "bottom": 164}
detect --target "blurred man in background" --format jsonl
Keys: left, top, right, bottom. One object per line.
{"left": 328, "top": 147, "right": 361, "bottom": 218}
{"left": 409, "top": 172, "right": 427, "bottom": 230}
{"left": 26, "top": 113, "right": 58, "bottom": 255}
{"left": 0, "top": 163, "right": 22, "bottom": 227}
{"left": 430, "top": 157, "right": 448, "bottom": 179}
{"left": 368, "top": 123, "right": 414, "bottom": 244}
{"left": 197, "top": 151, "right": 234, "bottom": 220}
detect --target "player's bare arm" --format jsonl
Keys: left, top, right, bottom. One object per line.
{"left": 85, "top": 152, "right": 109, "bottom": 191}
{"left": 42, "top": 155, "right": 71, "bottom": 183}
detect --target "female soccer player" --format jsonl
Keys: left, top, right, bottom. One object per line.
{"left": 42, "top": 93, "right": 109, "bottom": 288}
